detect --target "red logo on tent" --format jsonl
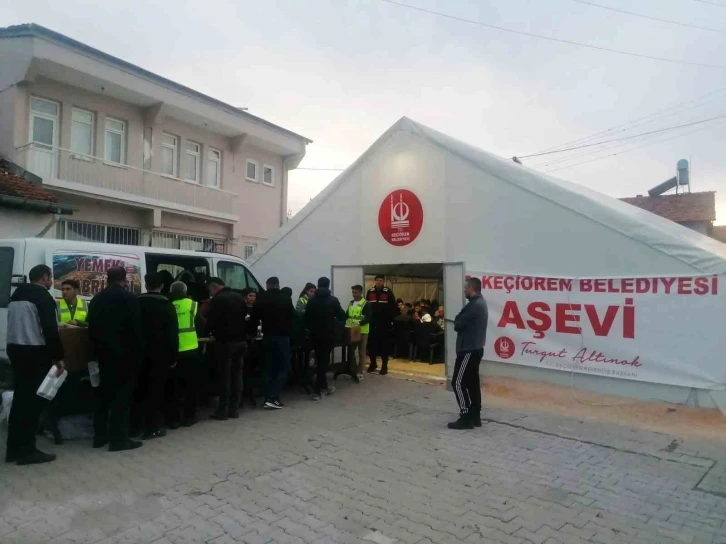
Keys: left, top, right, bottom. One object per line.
{"left": 378, "top": 189, "right": 423, "bottom": 247}
{"left": 494, "top": 337, "right": 515, "bottom": 360}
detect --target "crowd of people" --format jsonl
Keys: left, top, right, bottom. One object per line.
{"left": 5, "top": 265, "right": 487, "bottom": 466}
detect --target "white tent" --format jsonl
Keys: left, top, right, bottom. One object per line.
{"left": 251, "top": 117, "right": 726, "bottom": 409}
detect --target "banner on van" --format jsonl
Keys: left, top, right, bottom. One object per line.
{"left": 53, "top": 252, "right": 142, "bottom": 296}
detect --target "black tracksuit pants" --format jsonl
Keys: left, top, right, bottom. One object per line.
{"left": 130, "top": 357, "right": 169, "bottom": 433}
{"left": 452, "top": 349, "right": 484, "bottom": 418}
{"left": 94, "top": 361, "right": 136, "bottom": 446}
{"left": 368, "top": 326, "right": 391, "bottom": 367}
{"left": 6, "top": 347, "right": 53, "bottom": 459}
{"left": 167, "top": 352, "right": 203, "bottom": 423}
{"left": 311, "top": 339, "right": 332, "bottom": 395}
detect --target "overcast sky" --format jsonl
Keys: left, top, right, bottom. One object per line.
{"left": 3, "top": 0, "right": 726, "bottom": 222}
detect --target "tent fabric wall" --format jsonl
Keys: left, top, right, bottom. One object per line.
{"left": 250, "top": 117, "right": 726, "bottom": 409}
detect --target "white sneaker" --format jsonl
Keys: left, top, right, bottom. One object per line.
{"left": 357, "top": 373, "right": 363, "bottom": 382}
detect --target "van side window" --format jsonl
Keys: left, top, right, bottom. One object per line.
{"left": 0, "top": 247, "right": 14, "bottom": 308}
{"left": 218, "top": 261, "right": 262, "bottom": 292}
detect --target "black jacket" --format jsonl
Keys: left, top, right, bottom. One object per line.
{"left": 137, "top": 292, "right": 178, "bottom": 364}
{"left": 205, "top": 287, "right": 247, "bottom": 342}
{"left": 88, "top": 284, "right": 143, "bottom": 364}
{"left": 243, "top": 304, "right": 259, "bottom": 340}
{"left": 365, "top": 286, "right": 396, "bottom": 330}
{"left": 6, "top": 282, "right": 64, "bottom": 362}
{"left": 255, "top": 288, "right": 294, "bottom": 337}
{"left": 304, "top": 288, "right": 346, "bottom": 342}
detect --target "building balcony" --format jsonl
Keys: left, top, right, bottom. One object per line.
{"left": 15, "top": 143, "right": 239, "bottom": 221}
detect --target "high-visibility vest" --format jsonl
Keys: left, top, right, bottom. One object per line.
{"left": 346, "top": 300, "right": 369, "bottom": 334}
{"left": 57, "top": 298, "right": 87, "bottom": 324}
{"left": 173, "top": 298, "right": 198, "bottom": 352}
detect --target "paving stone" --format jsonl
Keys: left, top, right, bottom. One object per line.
{"left": 2, "top": 377, "right": 726, "bottom": 543}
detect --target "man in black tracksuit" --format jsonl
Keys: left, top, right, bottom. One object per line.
{"left": 304, "top": 277, "right": 346, "bottom": 400}
{"left": 5, "top": 264, "right": 64, "bottom": 465}
{"left": 88, "top": 267, "right": 144, "bottom": 452}
{"left": 131, "top": 272, "right": 178, "bottom": 439}
{"left": 449, "top": 277, "right": 488, "bottom": 430}
{"left": 365, "top": 275, "right": 396, "bottom": 375}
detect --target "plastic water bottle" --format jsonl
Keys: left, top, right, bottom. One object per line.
{"left": 257, "top": 321, "right": 263, "bottom": 339}
{"left": 37, "top": 367, "right": 68, "bottom": 400}
{"left": 88, "top": 361, "right": 100, "bottom": 388}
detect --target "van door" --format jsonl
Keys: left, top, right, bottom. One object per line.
{"left": 0, "top": 241, "right": 26, "bottom": 362}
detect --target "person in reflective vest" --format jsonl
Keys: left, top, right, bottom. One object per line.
{"left": 57, "top": 279, "right": 87, "bottom": 326}
{"left": 296, "top": 283, "right": 316, "bottom": 316}
{"left": 168, "top": 281, "right": 201, "bottom": 427}
{"left": 346, "top": 285, "right": 372, "bottom": 382}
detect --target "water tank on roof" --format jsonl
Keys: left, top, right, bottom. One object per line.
{"left": 677, "top": 159, "right": 689, "bottom": 186}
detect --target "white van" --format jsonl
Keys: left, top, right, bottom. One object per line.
{"left": 0, "top": 238, "right": 262, "bottom": 362}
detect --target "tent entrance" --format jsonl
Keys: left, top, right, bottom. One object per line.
{"left": 331, "top": 263, "right": 465, "bottom": 381}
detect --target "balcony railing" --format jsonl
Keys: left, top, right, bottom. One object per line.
{"left": 15, "top": 143, "right": 239, "bottom": 219}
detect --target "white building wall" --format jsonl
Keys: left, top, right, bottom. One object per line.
{"left": 0, "top": 208, "right": 56, "bottom": 238}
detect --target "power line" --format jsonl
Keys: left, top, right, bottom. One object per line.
{"left": 296, "top": 167, "right": 346, "bottom": 171}
{"left": 542, "top": 121, "right": 725, "bottom": 173}
{"left": 518, "top": 114, "right": 726, "bottom": 158}
{"left": 693, "top": 0, "right": 726, "bottom": 7}
{"left": 527, "top": 86, "right": 726, "bottom": 159}
{"left": 575, "top": 0, "right": 726, "bottom": 35}
{"left": 527, "top": 88, "right": 726, "bottom": 167}
{"left": 380, "top": 0, "right": 726, "bottom": 69}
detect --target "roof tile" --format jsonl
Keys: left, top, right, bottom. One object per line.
{"left": 0, "top": 163, "right": 58, "bottom": 203}
{"left": 619, "top": 192, "right": 715, "bottom": 222}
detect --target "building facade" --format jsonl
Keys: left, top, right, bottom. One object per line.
{"left": 620, "top": 192, "right": 716, "bottom": 237}
{"left": 0, "top": 24, "right": 311, "bottom": 258}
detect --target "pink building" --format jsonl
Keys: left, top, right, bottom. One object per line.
{"left": 0, "top": 24, "right": 311, "bottom": 258}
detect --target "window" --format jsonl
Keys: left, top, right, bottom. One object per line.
{"left": 30, "top": 98, "right": 59, "bottom": 150}
{"left": 217, "top": 261, "right": 262, "bottom": 291}
{"left": 56, "top": 219, "right": 139, "bottom": 245}
{"left": 262, "top": 164, "right": 274, "bottom": 186}
{"left": 243, "top": 243, "right": 257, "bottom": 260}
{"left": 185, "top": 141, "right": 200, "bottom": 182}
{"left": 246, "top": 159, "right": 258, "bottom": 182}
{"left": 151, "top": 231, "right": 226, "bottom": 253}
{"left": 31, "top": 97, "right": 59, "bottom": 117}
{"left": 71, "top": 108, "right": 94, "bottom": 156}
{"left": 206, "top": 148, "right": 221, "bottom": 187}
{"left": 161, "top": 133, "right": 178, "bottom": 177}
{"left": 0, "top": 247, "right": 14, "bottom": 309}
{"left": 104, "top": 118, "right": 125, "bottom": 164}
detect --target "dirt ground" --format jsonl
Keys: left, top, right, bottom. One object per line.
{"left": 387, "top": 358, "right": 726, "bottom": 442}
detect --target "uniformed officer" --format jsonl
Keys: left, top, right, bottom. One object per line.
{"left": 167, "top": 281, "right": 201, "bottom": 428}
{"left": 346, "top": 285, "right": 372, "bottom": 381}
{"left": 365, "top": 275, "right": 396, "bottom": 375}
{"left": 57, "top": 279, "right": 87, "bottom": 326}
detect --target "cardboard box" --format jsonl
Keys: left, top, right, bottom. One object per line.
{"left": 58, "top": 326, "right": 92, "bottom": 373}
{"left": 348, "top": 326, "right": 362, "bottom": 343}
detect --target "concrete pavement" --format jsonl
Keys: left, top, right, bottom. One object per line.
{"left": 2, "top": 374, "right": 726, "bottom": 543}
